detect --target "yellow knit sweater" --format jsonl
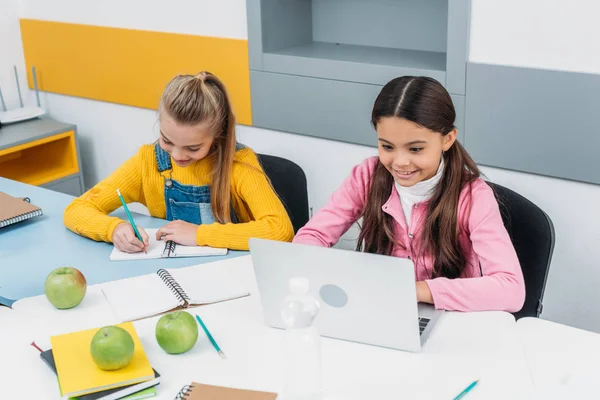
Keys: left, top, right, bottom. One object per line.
{"left": 64, "top": 144, "right": 294, "bottom": 250}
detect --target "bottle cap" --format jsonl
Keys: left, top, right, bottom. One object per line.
{"left": 289, "top": 277, "right": 310, "bottom": 295}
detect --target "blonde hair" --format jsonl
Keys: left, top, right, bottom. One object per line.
{"left": 159, "top": 71, "right": 237, "bottom": 224}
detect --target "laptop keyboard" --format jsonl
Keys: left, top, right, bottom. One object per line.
{"left": 418, "top": 317, "right": 431, "bottom": 335}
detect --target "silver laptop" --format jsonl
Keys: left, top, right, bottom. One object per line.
{"left": 249, "top": 238, "right": 444, "bottom": 352}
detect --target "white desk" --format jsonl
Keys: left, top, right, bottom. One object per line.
{"left": 518, "top": 318, "right": 600, "bottom": 398}
{"left": 2, "top": 256, "right": 537, "bottom": 399}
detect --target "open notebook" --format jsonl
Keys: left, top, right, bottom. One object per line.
{"left": 101, "top": 263, "right": 249, "bottom": 322}
{"left": 109, "top": 228, "right": 227, "bottom": 261}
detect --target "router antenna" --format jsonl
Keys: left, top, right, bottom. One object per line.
{"left": 32, "top": 66, "right": 41, "bottom": 107}
{"left": 0, "top": 86, "right": 7, "bottom": 111}
{"left": 14, "top": 66, "right": 24, "bottom": 108}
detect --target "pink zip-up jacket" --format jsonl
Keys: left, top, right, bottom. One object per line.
{"left": 293, "top": 157, "right": 525, "bottom": 312}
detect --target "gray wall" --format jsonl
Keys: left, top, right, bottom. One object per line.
{"left": 465, "top": 62, "right": 600, "bottom": 185}
{"left": 312, "top": 0, "right": 448, "bottom": 53}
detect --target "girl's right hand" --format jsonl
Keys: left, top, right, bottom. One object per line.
{"left": 112, "top": 223, "right": 149, "bottom": 253}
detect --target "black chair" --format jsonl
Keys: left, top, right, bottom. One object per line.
{"left": 257, "top": 154, "right": 309, "bottom": 234}
{"left": 487, "top": 182, "right": 555, "bottom": 320}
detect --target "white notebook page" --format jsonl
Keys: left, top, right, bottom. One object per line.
{"left": 167, "top": 263, "right": 249, "bottom": 305}
{"left": 173, "top": 244, "right": 227, "bottom": 257}
{"left": 101, "top": 273, "right": 180, "bottom": 322}
{"left": 109, "top": 228, "right": 228, "bottom": 260}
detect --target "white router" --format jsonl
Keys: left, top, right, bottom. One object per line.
{"left": 0, "top": 65, "right": 46, "bottom": 126}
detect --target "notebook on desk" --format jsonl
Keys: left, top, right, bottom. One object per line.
{"left": 0, "top": 191, "right": 42, "bottom": 228}
{"left": 50, "top": 322, "right": 155, "bottom": 400}
{"left": 109, "top": 228, "right": 227, "bottom": 261}
{"left": 174, "top": 382, "right": 277, "bottom": 400}
{"left": 101, "top": 263, "right": 249, "bottom": 322}
{"left": 40, "top": 348, "right": 160, "bottom": 400}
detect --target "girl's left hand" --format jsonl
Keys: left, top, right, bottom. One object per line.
{"left": 156, "top": 220, "right": 199, "bottom": 246}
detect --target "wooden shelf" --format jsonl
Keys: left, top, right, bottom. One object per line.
{"left": 263, "top": 41, "right": 446, "bottom": 85}
{"left": 268, "top": 42, "right": 446, "bottom": 71}
{"left": 0, "top": 130, "right": 80, "bottom": 186}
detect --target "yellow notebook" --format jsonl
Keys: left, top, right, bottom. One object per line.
{"left": 50, "top": 322, "right": 154, "bottom": 399}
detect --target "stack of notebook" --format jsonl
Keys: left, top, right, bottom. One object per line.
{"left": 0, "top": 192, "right": 42, "bottom": 228}
{"left": 44, "top": 322, "right": 160, "bottom": 400}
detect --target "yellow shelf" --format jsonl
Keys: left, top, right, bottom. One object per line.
{"left": 0, "top": 131, "right": 80, "bottom": 186}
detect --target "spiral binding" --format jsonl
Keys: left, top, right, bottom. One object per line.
{"left": 0, "top": 209, "right": 43, "bottom": 228}
{"left": 161, "top": 240, "right": 177, "bottom": 258}
{"left": 174, "top": 383, "right": 195, "bottom": 399}
{"left": 157, "top": 268, "right": 191, "bottom": 307}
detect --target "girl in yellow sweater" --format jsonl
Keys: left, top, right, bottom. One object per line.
{"left": 64, "top": 72, "right": 294, "bottom": 252}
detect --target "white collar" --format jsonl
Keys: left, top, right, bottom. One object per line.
{"left": 395, "top": 157, "right": 444, "bottom": 199}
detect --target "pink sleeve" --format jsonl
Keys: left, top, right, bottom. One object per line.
{"left": 425, "top": 181, "right": 526, "bottom": 312}
{"left": 293, "top": 158, "right": 375, "bottom": 247}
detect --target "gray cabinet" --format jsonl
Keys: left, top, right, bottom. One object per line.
{"left": 247, "top": 0, "right": 471, "bottom": 145}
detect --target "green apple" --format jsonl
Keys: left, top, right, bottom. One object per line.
{"left": 44, "top": 267, "right": 87, "bottom": 309}
{"left": 155, "top": 311, "right": 198, "bottom": 354}
{"left": 90, "top": 326, "right": 135, "bottom": 371}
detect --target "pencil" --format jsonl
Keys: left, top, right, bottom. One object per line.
{"left": 452, "top": 380, "right": 479, "bottom": 400}
{"left": 195, "top": 314, "right": 226, "bottom": 359}
{"left": 116, "top": 189, "right": 146, "bottom": 254}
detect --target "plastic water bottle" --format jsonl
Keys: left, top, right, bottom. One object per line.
{"left": 281, "top": 277, "right": 322, "bottom": 400}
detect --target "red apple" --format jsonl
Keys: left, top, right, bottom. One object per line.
{"left": 44, "top": 267, "right": 87, "bottom": 309}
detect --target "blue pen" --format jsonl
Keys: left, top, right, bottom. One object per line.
{"left": 116, "top": 189, "right": 146, "bottom": 253}
{"left": 195, "top": 314, "right": 226, "bottom": 359}
{"left": 453, "top": 380, "right": 479, "bottom": 400}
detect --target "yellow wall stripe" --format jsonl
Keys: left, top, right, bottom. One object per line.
{"left": 20, "top": 19, "right": 252, "bottom": 125}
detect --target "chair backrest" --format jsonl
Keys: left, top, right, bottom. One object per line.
{"left": 257, "top": 154, "right": 309, "bottom": 234}
{"left": 486, "top": 182, "right": 555, "bottom": 319}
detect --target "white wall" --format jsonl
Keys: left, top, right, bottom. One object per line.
{"left": 7, "top": 0, "right": 600, "bottom": 332}
{"left": 0, "top": 0, "right": 29, "bottom": 111}
{"left": 18, "top": 0, "right": 248, "bottom": 39}
{"left": 470, "top": 0, "right": 600, "bottom": 74}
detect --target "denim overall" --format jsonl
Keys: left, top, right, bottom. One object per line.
{"left": 155, "top": 142, "right": 241, "bottom": 224}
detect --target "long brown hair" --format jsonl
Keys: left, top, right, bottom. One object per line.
{"left": 357, "top": 76, "right": 481, "bottom": 279}
{"left": 159, "top": 71, "right": 237, "bottom": 224}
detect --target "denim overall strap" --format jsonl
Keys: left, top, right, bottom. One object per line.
{"left": 235, "top": 142, "right": 247, "bottom": 151}
{"left": 154, "top": 142, "right": 239, "bottom": 225}
{"left": 154, "top": 142, "right": 172, "bottom": 172}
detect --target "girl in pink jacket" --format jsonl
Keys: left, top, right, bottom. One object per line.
{"left": 293, "top": 76, "right": 525, "bottom": 313}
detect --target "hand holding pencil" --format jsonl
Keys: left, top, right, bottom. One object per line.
{"left": 112, "top": 189, "right": 149, "bottom": 253}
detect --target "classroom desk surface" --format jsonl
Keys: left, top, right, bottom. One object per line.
{"left": 3, "top": 256, "right": 536, "bottom": 400}
{"left": 518, "top": 317, "right": 600, "bottom": 398}
{"left": 0, "top": 178, "right": 246, "bottom": 306}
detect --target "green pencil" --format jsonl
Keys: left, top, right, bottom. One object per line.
{"left": 116, "top": 189, "right": 146, "bottom": 253}
{"left": 453, "top": 380, "right": 479, "bottom": 400}
{"left": 195, "top": 314, "right": 226, "bottom": 359}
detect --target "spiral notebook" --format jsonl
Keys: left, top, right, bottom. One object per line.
{"left": 174, "top": 382, "right": 277, "bottom": 400}
{"left": 101, "top": 263, "right": 249, "bottom": 322}
{"left": 0, "top": 191, "right": 43, "bottom": 228}
{"left": 109, "top": 228, "right": 227, "bottom": 261}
